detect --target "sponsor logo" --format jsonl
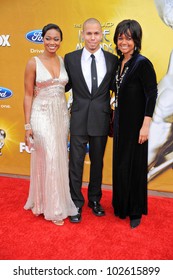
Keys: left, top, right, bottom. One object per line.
{"left": 30, "top": 49, "right": 44, "bottom": 54}
{"left": 0, "top": 87, "right": 13, "bottom": 99}
{"left": 20, "top": 142, "right": 32, "bottom": 154}
{"left": 20, "top": 142, "right": 90, "bottom": 154}
{"left": 25, "top": 30, "right": 43, "bottom": 44}
{"left": 0, "top": 35, "right": 10, "bottom": 47}
{"left": 1, "top": 105, "right": 11, "bottom": 109}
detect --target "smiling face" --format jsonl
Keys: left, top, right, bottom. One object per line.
{"left": 82, "top": 22, "right": 102, "bottom": 53}
{"left": 117, "top": 32, "right": 135, "bottom": 58}
{"left": 43, "top": 28, "right": 61, "bottom": 54}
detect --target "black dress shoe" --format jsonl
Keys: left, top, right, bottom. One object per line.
{"left": 130, "top": 218, "right": 141, "bottom": 229}
{"left": 69, "top": 207, "right": 82, "bottom": 223}
{"left": 88, "top": 201, "right": 105, "bottom": 216}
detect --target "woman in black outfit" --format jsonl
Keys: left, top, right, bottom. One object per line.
{"left": 112, "top": 19, "right": 158, "bottom": 229}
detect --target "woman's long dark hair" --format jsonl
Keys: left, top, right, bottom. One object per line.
{"left": 113, "top": 19, "right": 142, "bottom": 56}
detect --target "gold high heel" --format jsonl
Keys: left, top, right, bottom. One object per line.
{"left": 52, "top": 220, "right": 64, "bottom": 226}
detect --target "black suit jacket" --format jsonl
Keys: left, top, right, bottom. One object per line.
{"left": 64, "top": 48, "right": 118, "bottom": 136}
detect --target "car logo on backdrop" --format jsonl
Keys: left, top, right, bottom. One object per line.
{"left": 25, "top": 30, "right": 43, "bottom": 44}
{"left": 0, "top": 87, "right": 13, "bottom": 99}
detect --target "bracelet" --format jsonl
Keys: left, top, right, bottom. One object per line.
{"left": 24, "top": 123, "right": 32, "bottom": 130}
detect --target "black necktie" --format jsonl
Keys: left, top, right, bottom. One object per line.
{"left": 91, "top": 54, "right": 98, "bottom": 94}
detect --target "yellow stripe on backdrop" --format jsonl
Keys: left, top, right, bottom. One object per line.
{"left": 0, "top": 0, "right": 173, "bottom": 191}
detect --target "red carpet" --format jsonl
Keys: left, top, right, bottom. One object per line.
{"left": 0, "top": 176, "right": 173, "bottom": 260}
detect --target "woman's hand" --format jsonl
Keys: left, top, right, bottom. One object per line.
{"left": 138, "top": 125, "right": 149, "bottom": 144}
{"left": 25, "top": 130, "right": 34, "bottom": 149}
{"left": 138, "top": 116, "right": 151, "bottom": 144}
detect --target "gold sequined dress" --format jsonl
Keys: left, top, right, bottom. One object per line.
{"left": 24, "top": 56, "right": 77, "bottom": 221}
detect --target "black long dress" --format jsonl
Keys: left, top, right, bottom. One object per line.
{"left": 112, "top": 53, "right": 157, "bottom": 219}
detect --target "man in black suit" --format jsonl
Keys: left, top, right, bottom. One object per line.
{"left": 64, "top": 18, "right": 118, "bottom": 222}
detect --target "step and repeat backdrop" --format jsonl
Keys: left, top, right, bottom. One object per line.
{"left": 0, "top": 0, "right": 173, "bottom": 191}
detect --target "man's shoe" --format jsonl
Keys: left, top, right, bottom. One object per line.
{"left": 69, "top": 207, "right": 82, "bottom": 223}
{"left": 88, "top": 201, "right": 105, "bottom": 216}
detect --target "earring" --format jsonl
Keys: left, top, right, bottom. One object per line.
{"left": 134, "top": 46, "right": 137, "bottom": 51}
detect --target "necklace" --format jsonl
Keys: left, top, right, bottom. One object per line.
{"left": 115, "top": 65, "right": 129, "bottom": 107}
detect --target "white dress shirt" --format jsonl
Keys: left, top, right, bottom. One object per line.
{"left": 81, "top": 47, "right": 107, "bottom": 93}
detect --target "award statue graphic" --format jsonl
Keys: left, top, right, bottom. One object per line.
{"left": 0, "top": 129, "right": 6, "bottom": 156}
{"left": 148, "top": 0, "right": 173, "bottom": 180}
